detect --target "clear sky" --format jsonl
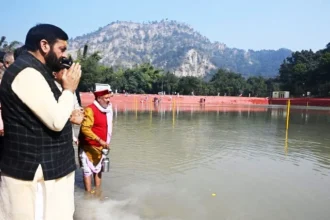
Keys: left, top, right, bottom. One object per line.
{"left": 3, "top": 0, "right": 329, "bottom": 51}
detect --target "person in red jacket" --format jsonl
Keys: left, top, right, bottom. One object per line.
{"left": 79, "top": 89, "right": 113, "bottom": 192}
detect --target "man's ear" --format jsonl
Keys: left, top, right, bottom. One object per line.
{"left": 39, "top": 39, "right": 50, "bottom": 54}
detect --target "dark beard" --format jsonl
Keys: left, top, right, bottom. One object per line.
{"left": 45, "top": 50, "right": 62, "bottom": 72}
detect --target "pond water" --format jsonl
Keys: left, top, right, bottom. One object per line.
{"left": 73, "top": 105, "right": 330, "bottom": 220}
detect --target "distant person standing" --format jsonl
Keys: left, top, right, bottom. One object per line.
{"left": 2, "top": 52, "right": 14, "bottom": 69}
{"left": 0, "top": 24, "right": 81, "bottom": 220}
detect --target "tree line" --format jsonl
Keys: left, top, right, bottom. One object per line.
{"left": 75, "top": 45, "right": 277, "bottom": 97}
{"left": 76, "top": 43, "right": 330, "bottom": 97}
{"left": 77, "top": 50, "right": 274, "bottom": 97}
{"left": 1, "top": 36, "right": 329, "bottom": 97}
{"left": 279, "top": 43, "right": 330, "bottom": 97}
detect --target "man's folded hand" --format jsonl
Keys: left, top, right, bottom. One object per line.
{"left": 70, "top": 108, "right": 84, "bottom": 125}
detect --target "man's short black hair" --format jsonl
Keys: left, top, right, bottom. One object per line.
{"left": 14, "top": 46, "right": 27, "bottom": 60}
{"left": 25, "top": 24, "right": 68, "bottom": 52}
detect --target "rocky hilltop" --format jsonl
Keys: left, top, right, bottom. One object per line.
{"left": 68, "top": 20, "right": 292, "bottom": 77}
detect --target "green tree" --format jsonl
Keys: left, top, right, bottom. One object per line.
{"left": 155, "top": 71, "right": 179, "bottom": 94}
{"left": 177, "top": 76, "right": 204, "bottom": 95}
{"left": 278, "top": 43, "right": 330, "bottom": 97}
{"left": 118, "top": 63, "right": 162, "bottom": 94}
{"left": 265, "top": 78, "right": 280, "bottom": 97}
{"left": 0, "top": 36, "right": 20, "bottom": 52}
{"left": 245, "top": 76, "right": 268, "bottom": 97}
{"left": 78, "top": 51, "right": 104, "bottom": 91}
{"left": 209, "top": 69, "right": 246, "bottom": 96}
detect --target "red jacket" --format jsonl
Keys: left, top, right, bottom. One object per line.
{"left": 80, "top": 103, "right": 107, "bottom": 146}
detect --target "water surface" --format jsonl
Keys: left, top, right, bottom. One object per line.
{"left": 74, "top": 106, "right": 330, "bottom": 220}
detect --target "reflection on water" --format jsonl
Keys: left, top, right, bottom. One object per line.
{"left": 74, "top": 106, "right": 330, "bottom": 220}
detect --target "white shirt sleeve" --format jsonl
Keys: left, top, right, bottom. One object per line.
{"left": 12, "top": 67, "right": 74, "bottom": 132}
{"left": 73, "top": 92, "right": 81, "bottom": 109}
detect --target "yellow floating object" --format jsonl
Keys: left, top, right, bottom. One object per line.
{"left": 212, "top": 193, "right": 216, "bottom": 197}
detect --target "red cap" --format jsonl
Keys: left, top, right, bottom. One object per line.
{"left": 94, "top": 89, "right": 111, "bottom": 97}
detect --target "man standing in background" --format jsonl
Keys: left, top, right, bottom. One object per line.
{"left": 0, "top": 50, "right": 25, "bottom": 142}
{"left": 79, "top": 89, "right": 113, "bottom": 192}
{"left": 2, "top": 52, "right": 14, "bottom": 69}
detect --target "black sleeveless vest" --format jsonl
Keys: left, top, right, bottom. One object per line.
{"left": 0, "top": 52, "right": 76, "bottom": 180}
